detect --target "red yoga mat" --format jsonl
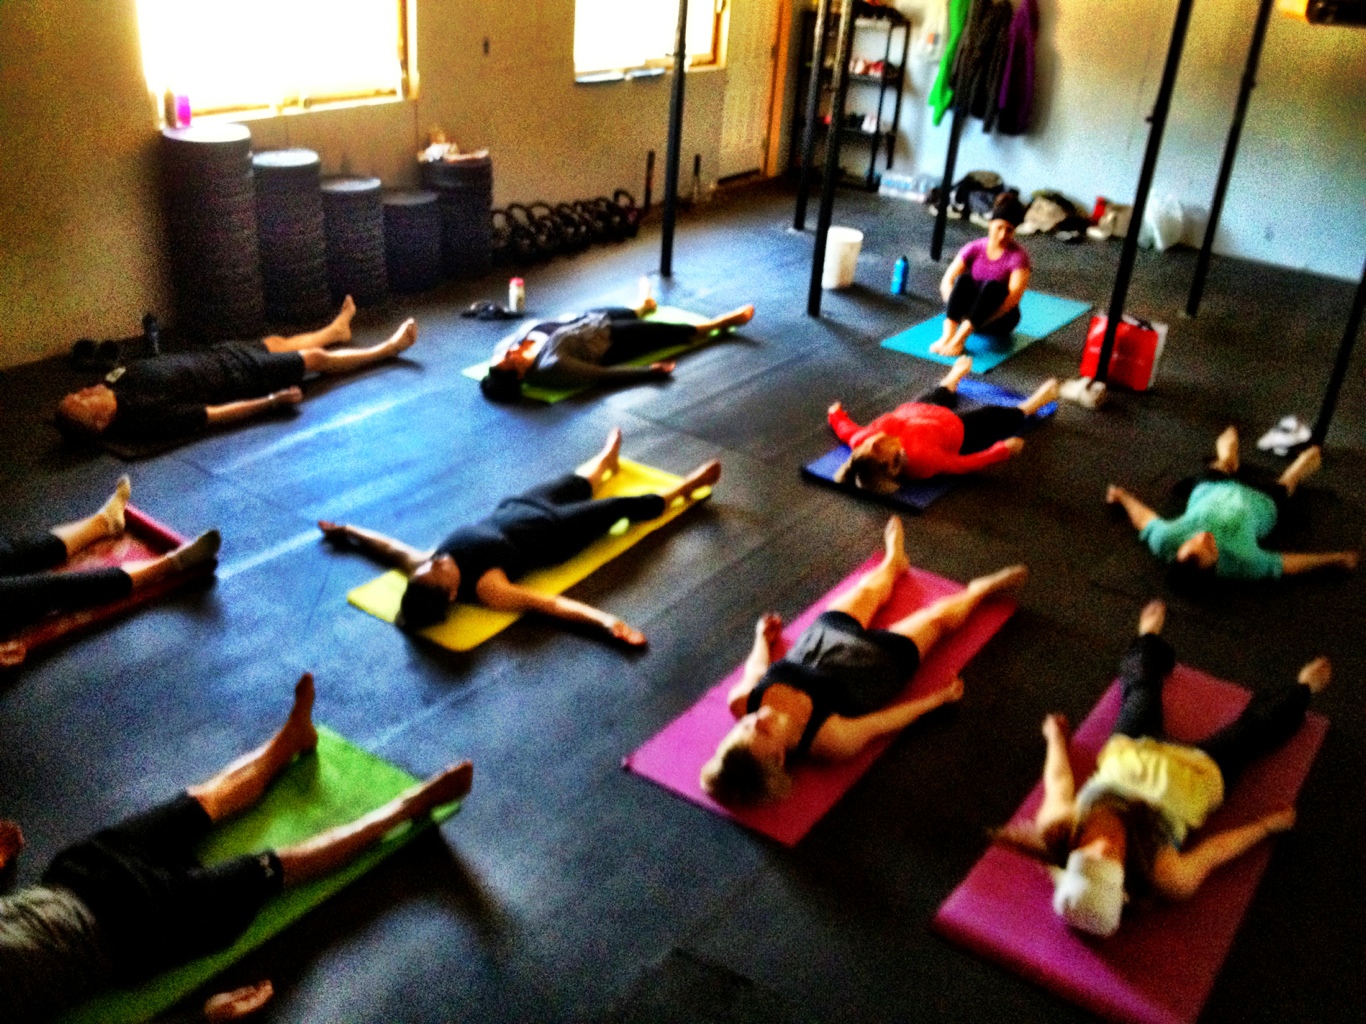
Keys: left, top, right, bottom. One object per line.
{"left": 932, "top": 666, "right": 1329, "bottom": 1024}
{"left": 623, "top": 557, "right": 1016, "bottom": 846}
{"left": 1, "top": 506, "right": 209, "bottom": 669}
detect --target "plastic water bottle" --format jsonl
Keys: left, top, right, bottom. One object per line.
{"left": 508, "top": 277, "right": 525, "bottom": 313}
{"left": 890, "top": 255, "right": 908, "bottom": 295}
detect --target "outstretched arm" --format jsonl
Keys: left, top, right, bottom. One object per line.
{"left": 727, "top": 613, "right": 783, "bottom": 717}
{"left": 474, "top": 569, "right": 646, "bottom": 647}
{"left": 1152, "top": 807, "right": 1296, "bottom": 900}
{"left": 807, "top": 677, "right": 964, "bottom": 761}
{"left": 205, "top": 387, "right": 302, "bottom": 425}
{"left": 318, "top": 521, "right": 430, "bottom": 572}
{"left": 827, "top": 401, "right": 862, "bottom": 444}
{"left": 1106, "top": 485, "right": 1159, "bottom": 532}
{"left": 1280, "top": 551, "right": 1359, "bottom": 575}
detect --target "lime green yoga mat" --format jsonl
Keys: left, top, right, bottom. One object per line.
{"left": 60, "top": 727, "right": 460, "bottom": 1024}
{"left": 462, "top": 306, "right": 724, "bottom": 403}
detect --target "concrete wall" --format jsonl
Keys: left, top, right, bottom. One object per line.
{"left": 881, "top": 0, "right": 1366, "bottom": 281}
{"left": 0, "top": 0, "right": 733, "bottom": 368}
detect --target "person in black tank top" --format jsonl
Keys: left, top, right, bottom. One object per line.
{"left": 700, "top": 517, "right": 1027, "bottom": 804}
{"left": 56, "top": 298, "right": 420, "bottom": 442}
{"left": 318, "top": 428, "right": 722, "bottom": 648}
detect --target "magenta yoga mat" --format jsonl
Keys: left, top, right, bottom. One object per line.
{"left": 623, "top": 558, "right": 1016, "bottom": 846}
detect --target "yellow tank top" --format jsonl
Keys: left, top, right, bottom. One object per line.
{"left": 1089, "top": 736, "right": 1225, "bottom": 846}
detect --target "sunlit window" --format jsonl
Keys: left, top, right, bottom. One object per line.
{"left": 574, "top": 0, "right": 723, "bottom": 76}
{"left": 135, "top": 0, "right": 414, "bottom": 117}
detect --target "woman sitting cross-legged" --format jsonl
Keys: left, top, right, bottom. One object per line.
{"left": 0, "top": 475, "right": 219, "bottom": 653}
{"left": 0, "top": 672, "right": 472, "bottom": 1023}
{"left": 479, "top": 293, "right": 754, "bottom": 402}
{"left": 700, "top": 516, "right": 1027, "bottom": 803}
{"left": 56, "top": 296, "right": 418, "bottom": 442}
{"left": 930, "top": 191, "right": 1031, "bottom": 357}
{"left": 1003, "top": 599, "right": 1327, "bottom": 937}
{"left": 319, "top": 428, "right": 721, "bottom": 647}
{"left": 828, "top": 356, "right": 1058, "bottom": 494}
{"left": 1107, "top": 426, "right": 1358, "bottom": 580}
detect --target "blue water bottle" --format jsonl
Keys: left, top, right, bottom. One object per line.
{"left": 890, "top": 255, "right": 908, "bottom": 295}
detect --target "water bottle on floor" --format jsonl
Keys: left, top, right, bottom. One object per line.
{"left": 890, "top": 256, "right": 908, "bottom": 295}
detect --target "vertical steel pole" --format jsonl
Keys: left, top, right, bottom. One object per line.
{"left": 1310, "top": 252, "right": 1366, "bottom": 447}
{"left": 1093, "top": 0, "right": 1197, "bottom": 384}
{"left": 1186, "top": 0, "right": 1276, "bottom": 316}
{"left": 794, "top": 0, "right": 834, "bottom": 230}
{"left": 929, "top": 103, "right": 966, "bottom": 262}
{"left": 806, "top": 0, "right": 857, "bottom": 315}
{"left": 660, "top": 0, "right": 690, "bottom": 277}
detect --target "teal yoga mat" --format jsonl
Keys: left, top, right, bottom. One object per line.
{"left": 59, "top": 727, "right": 460, "bottom": 1024}
{"left": 463, "top": 305, "right": 726, "bottom": 403}
{"left": 881, "top": 292, "right": 1091, "bottom": 372}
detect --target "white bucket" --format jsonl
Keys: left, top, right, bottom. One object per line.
{"left": 822, "top": 226, "right": 863, "bottom": 289}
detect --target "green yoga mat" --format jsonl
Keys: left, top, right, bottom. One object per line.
{"left": 462, "top": 306, "right": 725, "bottom": 403}
{"left": 880, "top": 291, "right": 1091, "bottom": 372}
{"left": 60, "top": 727, "right": 460, "bottom": 1024}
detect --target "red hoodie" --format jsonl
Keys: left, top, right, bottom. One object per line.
{"left": 828, "top": 402, "right": 1015, "bottom": 478}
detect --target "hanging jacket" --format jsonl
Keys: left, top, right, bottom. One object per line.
{"left": 997, "top": 0, "right": 1039, "bottom": 135}
{"left": 979, "top": 1, "right": 1015, "bottom": 131}
{"left": 928, "top": 0, "right": 972, "bottom": 126}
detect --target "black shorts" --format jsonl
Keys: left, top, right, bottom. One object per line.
{"left": 0, "top": 532, "right": 67, "bottom": 577}
{"left": 43, "top": 794, "right": 283, "bottom": 979}
{"left": 233, "top": 340, "right": 309, "bottom": 394}
{"left": 782, "top": 610, "right": 923, "bottom": 716}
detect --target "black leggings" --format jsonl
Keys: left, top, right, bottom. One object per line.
{"left": 1113, "top": 634, "right": 1312, "bottom": 788}
{"left": 513, "top": 473, "right": 668, "bottom": 565}
{"left": 946, "top": 276, "right": 1020, "bottom": 336}
{"left": 916, "top": 385, "right": 1028, "bottom": 455}
{"left": 0, "top": 531, "right": 132, "bottom": 629}
{"left": 590, "top": 307, "right": 699, "bottom": 364}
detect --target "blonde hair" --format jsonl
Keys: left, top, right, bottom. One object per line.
{"left": 699, "top": 730, "right": 792, "bottom": 804}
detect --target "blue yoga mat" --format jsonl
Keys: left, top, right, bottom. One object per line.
{"left": 801, "top": 379, "right": 1057, "bottom": 511}
{"left": 881, "top": 292, "right": 1090, "bottom": 372}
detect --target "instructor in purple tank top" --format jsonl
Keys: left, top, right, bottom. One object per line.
{"left": 931, "top": 192, "right": 1032, "bottom": 356}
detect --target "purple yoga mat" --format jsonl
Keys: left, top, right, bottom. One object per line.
{"left": 623, "top": 558, "right": 1016, "bottom": 846}
{"left": 933, "top": 666, "right": 1329, "bottom": 1024}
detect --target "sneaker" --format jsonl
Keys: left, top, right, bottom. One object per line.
{"left": 1257, "top": 415, "right": 1311, "bottom": 455}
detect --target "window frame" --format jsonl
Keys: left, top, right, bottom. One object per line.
{"left": 574, "top": 0, "right": 725, "bottom": 80}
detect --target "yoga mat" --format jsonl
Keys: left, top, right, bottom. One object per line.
{"left": 462, "top": 306, "right": 730, "bottom": 403}
{"left": 0, "top": 507, "right": 212, "bottom": 670}
{"left": 802, "top": 379, "right": 1058, "bottom": 511}
{"left": 60, "top": 726, "right": 461, "bottom": 1024}
{"left": 624, "top": 558, "right": 1016, "bottom": 846}
{"left": 347, "top": 458, "right": 708, "bottom": 651}
{"left": 932, "top": 666, "right": 1328, "bottom": 1024}
{"left": 881, "top": 292, "right": 1091, "bottom": 372}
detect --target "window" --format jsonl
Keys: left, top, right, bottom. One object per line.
{"left": 574, "top": 0, "right": 724, "bottom": 77}
{"left": 134, "top": 0, "right": 414, "bottom": 118}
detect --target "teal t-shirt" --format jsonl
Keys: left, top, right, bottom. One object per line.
{"left": 1139, "top": 480, "right": 1283, "bottom": 580}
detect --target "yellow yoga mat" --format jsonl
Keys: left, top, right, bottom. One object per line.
{"left": 346, "top": 458, "right": 709, "bottom": 650}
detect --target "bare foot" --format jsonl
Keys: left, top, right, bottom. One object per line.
{"left": 600, "top": 427, "right": 624, "bottom": 475}
{"left": 649, "top": 360, "right": 676, "bottom": 375}
{"left": 941, "top": 675, "right": 965, "bottom": 703}
{"left": 1261, "top": 806, "right": 1296, "bottom": 834}
{"left": 884, "top": 516, "right": 910, "bottom": 575}
{"left": 204, "top": 981, "right": 274, "bottom": 1022}
{"left": 608, "top": 619, "right": 648, "bottom": 647}
{"left": 1344, "top": 551, "right": 1360, "bottom": 571}
{"left": 941, "top": 354, "right": 973, "bottom": 390}
{"left": 100, "top": 475, "right": 132, "bottom": 536}
{"left": 967, "top": 564, "right": 1028, "bottom": 598}
{"left": 1105, "top": 484, "right": 1123, "bottom": 504}
{"left": 1280, "top": 444, "right": 1322, "bottom": 495}
{"left": 639, "top": 296, "right": 658, "bottom": 316}
{"left": 718, "top": 304, "right": 755, "bottom": 329}
{"left": 756, "top": 612, "right": 784, "bottom": 651}
{"left": 1298, "top": 655, "right": 1331, "bottom": 693}
{"left": 405, "top": 761, "right": 475, "bottom": 816}
{"left": 280, "top": 672, "right": 319, "bottom": 756}
{"left": 1137, "top": 598, "right": 1166, "bottom": 636}
{"left": 387, "top": 318, "right": 418, "bottom": 354}
{"left": 1002, "top": 437, "right": 1025, "bottom": 456}
{"left": 1042, "top": 713, "right": 1070, "bottom": 742}
{"left": 1021, "top": 378, "right": 1060, "bottom": 414}
{"left": 330, "top": 295, "right": 357, "bottom": 342}
{"left": 166, "top": 529, "right": 222, "bottom": 573}
{"left": 681, "top": 459, "right": 722, "bottom": 494}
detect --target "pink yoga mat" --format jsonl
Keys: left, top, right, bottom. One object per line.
{"left": 933, "top": 666, "right": 1329, "bottom": 1024}
{"left": 624, "top": 558, "right": 1016, "bottom": 846}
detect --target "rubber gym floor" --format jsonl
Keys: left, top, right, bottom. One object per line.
{"left": 1, "top": 181, "right": 1362, "bottom": 1023}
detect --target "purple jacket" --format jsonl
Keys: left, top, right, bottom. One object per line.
{"left": 997, "top": 0, "right": 1038, "bottom": 135}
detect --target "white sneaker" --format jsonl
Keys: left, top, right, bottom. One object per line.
{"left": 1257, "top": 415, "right": 1311, "bottom": 455}
{"left": 1059, "top": 377, "right": 1108, "bottom": 409}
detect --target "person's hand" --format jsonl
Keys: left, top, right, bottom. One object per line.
{"left": 606, "top": 618, "right": 647, "bottom": 647}
{"left": 1261, "top": 807, "right": 1296, "bottom": 835}
{"left": 828, "top": 400, "right": 844, "bottom": 417}
{"left": 1342, "top": 551, "right": 1360, "bottom": 571}
{"left": 939, "top": 278, "right": 954, "bottom": 303}
{"left": 317, "top": 520, "right": 349, "bottom": 544}
{"left": 272, "top": 386, "right": 304, "bottom": 407}
{"left": 756, "top": 612, "right": 784, "bottom": 650}
{"left": 203, "top": 980, "right": 274, "bottom": 1022}
{"left": 0, "top": 820, "right": 24, "bottom": 872}
{"left": 1002, "top": 437, "right": 1026, "bottom": 455}
{"left": 649, "top": 360, "right": 676, "bottom": 375}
